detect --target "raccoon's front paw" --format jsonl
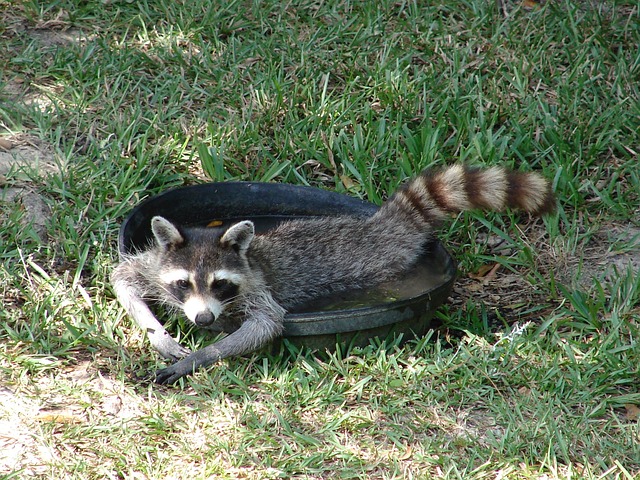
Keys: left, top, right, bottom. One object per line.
{"left": 148, "top": 330, "right": 191, "bottom": 361}
{"left": 154, "top": 361, "right": 194, "bottom": 385}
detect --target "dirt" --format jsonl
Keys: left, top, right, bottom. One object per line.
{"left": 0, "top": 358, "right": 147, "bottom": 476}
{"left": 0, "top": 135, "right": 58, "bottom": 241}
{"left": 0, "top": 387, "right": 56, "bottom": 476}
{"left": 450, "top": 221, "right": 640, "bottom": 328}
{"left": 0, "top": 17, "right": 94, "bottom": 243}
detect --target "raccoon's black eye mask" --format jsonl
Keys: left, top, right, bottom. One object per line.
{"left": 211, "top": 279, "right": 239, "bottom": 301}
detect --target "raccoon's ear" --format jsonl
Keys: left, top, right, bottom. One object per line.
{"left": 220, "top": 220, "right": 255, "bottom": 253}
{"left": 151, "top": 216, "right": 185, "bottom": 250}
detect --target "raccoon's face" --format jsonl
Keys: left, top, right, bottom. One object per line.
{"left": 151, "top": 216, "right": 255, "bottom": 328}
{"left": 159, "top": 267, "right": 242, "bottom": 327}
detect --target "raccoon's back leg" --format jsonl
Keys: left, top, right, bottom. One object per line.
{"left": 111, "top": 261, "right": 191, "bottom": 361}
{"left": 154, "top": 292, "right": 285, "bottom": 384}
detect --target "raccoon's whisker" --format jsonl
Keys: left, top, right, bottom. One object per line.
{"left": 144, "top": 290, "right": 182, "bottom": 308}
{"left": 221, "top": 294, "right": 242, "bottom": 306}
{"left": 155, "top": 285, "right": 183, "bottom": 303}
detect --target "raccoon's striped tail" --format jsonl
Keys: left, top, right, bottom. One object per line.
{"left": 376, "top": 164, "right": 555, "bottom": 226}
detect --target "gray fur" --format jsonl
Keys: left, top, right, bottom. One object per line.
{"left": 151, "top": 216, "right": 184, "bottom": 249}
{"left": 111, "top": 164, "right": 555, "bottom": 384}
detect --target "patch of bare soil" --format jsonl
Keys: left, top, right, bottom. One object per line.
{"left": 0, "top": 358, "right": 145, "bottom": 476}
{"left": 28, "top": 27, "right": 88, "bottom": 47}
{"left": 1, "top": 10, "right": 93, "bottom": 112}
{"left": 448, "top": 222, "right": 552, "bottom": 326}
{"left": 576, "top": 223, "right": 640, "bottom": 283}
{"left": 450, "top": 221, "right": 640, "bottom": 326}
{"left": 0, "top": 135, "right": 58, "bottom": 177}
{"left": 2, "top": 7, "right": 88, "bottom": 48}
{"left": 0, "top": 386, "right": 56, "bottom": 476}
{"left": 0, "top": 135, "right": 58, "bottom": 241}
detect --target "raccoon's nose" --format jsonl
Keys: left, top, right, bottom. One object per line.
{"left": 194, "top": 311, "right": 215, "bottom": 327}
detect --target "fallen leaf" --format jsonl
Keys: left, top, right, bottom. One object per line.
{"left": 522, "top": 0, "right": 542, "bottom": 9}
{"left": 321, "top": 131, "right": 338, "bottom": 176}
{"left": 399, "top": 445, "right": 412, "bottom": 460}
{"left": 518, "top": 386, "right": 531, "bottom": 396}
{"left": 469, "top": 263, "right": 501, "bottom": 281}
{"left": 239, "top": 56, "right": 262, "bottom": 68}
{"left": 464, "top": 282, "right": 484, "bottom": 292}
{"left": 0, "top": 138, "right": 13, "bottom": 150}
{"left": 624, "top": 404, "right": 640, "bottom": 421}
{"left": 340, "top": 175, "right": 357, "bottom": 190}
{"left": 504, "top": 302, "right": 527, "bottom": 310}
{"left": 35, "top": 411, "right": 84, "bottom": 424}
{"left": 101, "top": 395, "right": 123, "bottom": 416}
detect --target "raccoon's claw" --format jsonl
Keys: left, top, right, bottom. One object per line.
{"left": 149, "top": 332, "right": 191, "bottom": 361}
{"left": 153, "top": 347, "right": 217, "bottom": 384}
{"left": 153, "top": 362, "right": 194, "bottom": 385}
{"left": 161, "top": 343, "right": 192, "bottom": 362}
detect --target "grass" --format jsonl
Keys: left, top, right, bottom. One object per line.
{"left": 1, "top": 0, "right": 639, "bottom": 478}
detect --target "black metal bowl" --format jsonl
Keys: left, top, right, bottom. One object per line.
{"left": 118, "top": 182, "right": 456, "bottom": 350}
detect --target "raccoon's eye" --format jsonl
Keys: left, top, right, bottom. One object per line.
{"left": 211, "top": 279, "right": 231, "bottom": 290}
{"left": 175, "top": 279, "right": 190, "bottom": 290}
{"left": 211, "top": 278, "right": 239, "bottom": 300}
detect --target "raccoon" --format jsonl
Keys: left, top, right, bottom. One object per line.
{"left": 111, "top": 164, "right": 555, "bottom": 384}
